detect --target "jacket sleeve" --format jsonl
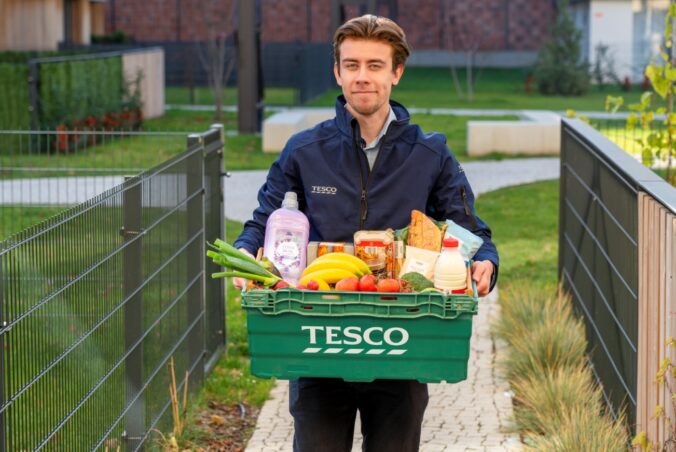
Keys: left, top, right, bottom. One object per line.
{"left": 232, "top": 139, "right": 302, "bottom": 256}
{"left": 426, "top": 146, "right": 500, "bottom": 291}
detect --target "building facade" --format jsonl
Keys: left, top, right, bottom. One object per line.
{"left": 0, "top": 0, "right": 106, "bottom": 51}
{"left": 103, "top": 0, "right": 557, "bottom": 67}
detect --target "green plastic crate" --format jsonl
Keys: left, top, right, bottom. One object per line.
{"left": 241, "top": 287, "right": 478, "bottom": 383}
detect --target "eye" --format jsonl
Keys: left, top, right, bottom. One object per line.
{"left": 369, "top": 64, "right": 383, "bottom": 70}
{"left": 344, "top": 63, "right": 358, "bottom": 70}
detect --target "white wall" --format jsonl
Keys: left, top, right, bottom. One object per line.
{"left": 589, "top": 1, "right": 634, "bottom": 81}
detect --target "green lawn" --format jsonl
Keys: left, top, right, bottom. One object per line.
{"left": 166, "top": 68, "right": 645, "bottom": 112}
{"left": 166, "top": 86, "right": 297, "bottom": 107}
{"left": 310, "top": 67, "right": 648, "bottom": 111}
{"left": 476, "top": 179, "right": 559, "bottom": 291}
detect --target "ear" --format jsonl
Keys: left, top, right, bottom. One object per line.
{"left": 333, "top": 63, "right": 343, "bottom": 87}
{"left": 392, "top": 64, "right": 404, "bottom": 86}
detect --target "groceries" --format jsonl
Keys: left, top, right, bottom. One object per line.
{"left": 400, "top": 245, "right": 439, "bottom": 280}
{"left": 209, "top": 207, "right": 482, "bottom": 296}
{"left": 434, "top": 238, "right": 467, "bottom": 291}
{"left": 307, "top": 241, "right": 355, "bottom": 263}
{"left": 353, "top": 229, "right": 395, "bottom": 278}
{"left": 263, "top": 192, "right": 310, "bottom": 284}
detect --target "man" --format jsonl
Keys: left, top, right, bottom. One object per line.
{"left": 234, "top": 14, "right": 498, "bottom": 452}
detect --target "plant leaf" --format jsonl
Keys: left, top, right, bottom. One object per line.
{"left": 631, "top": 431, "right": 650, "bottom": 450}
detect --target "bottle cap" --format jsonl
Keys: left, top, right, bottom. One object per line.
{"left": 442, "top": 237, "right": 459, "bottom": 248}
{"left": 282, "top": 191, "right": 298, "bottom": 209}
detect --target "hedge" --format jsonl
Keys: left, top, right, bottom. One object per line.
{"left": 0, "top": 63, "right": 30, "bottom": 129}
{"left": 0, "top": 52, "right": 133, "bottom": 132}
{"left": 39, "top": 56, "right": 124, "bottom": 128}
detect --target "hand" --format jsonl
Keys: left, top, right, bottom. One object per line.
{"left": 232, "top": 248, "right": 256, "bottom": 290}
{"left": 471, "top": 260, "right": 494, "bottom": 297}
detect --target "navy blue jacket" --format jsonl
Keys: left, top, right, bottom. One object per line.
{"left": 234, "top": 96, "right": 499, "bottom": 286}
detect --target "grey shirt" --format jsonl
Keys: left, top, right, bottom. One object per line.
{"left": 362, "top": 108, "right": 397, "bottom": 170}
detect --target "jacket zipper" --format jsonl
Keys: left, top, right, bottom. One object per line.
{"left": 461, "top": 186, "right": 478, "bottom": 229}
{"left": 352, "top": 123, "right": 369, "bottom": 229}
{"left": 353, "top": 121, "right": 391, "bottom": 230}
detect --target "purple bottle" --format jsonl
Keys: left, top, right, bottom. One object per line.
{"left": 263, "top": 192, "right": 310, "bottom": 284}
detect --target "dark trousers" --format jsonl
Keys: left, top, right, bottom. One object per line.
{"left": 289, "top": 378, "right": 429, "bottom": 452}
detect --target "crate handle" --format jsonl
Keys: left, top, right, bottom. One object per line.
{"left": 380, "top": 296, "right": 398, "bottom": 301}
{"left": 302, "top": 305, "right": 314, "bottom": 310}
{"left": 406, "top": 308, "right": 420, "bottom": 312}
{"left": 321, "top": 295, "right": 341, "bottom": 300}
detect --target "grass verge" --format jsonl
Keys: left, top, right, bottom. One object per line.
{"left": 476, "top": 180, "right": 630, "bottom": 450}
{"left": 173, "top": 219, "right": 275, "bottom": 450}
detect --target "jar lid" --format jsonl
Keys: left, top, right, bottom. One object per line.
{"left": 442, "top": 237, "right": 459, "bottom": 248}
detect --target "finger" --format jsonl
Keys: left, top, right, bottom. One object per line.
{"left": 232, "top": 277, "right": 247, "bottom": 289}
{"left": 476, "top": 274, "right": 490, "bottom": 296}
{"left": 471, "top": 262, "right": 486, "bottom": 282}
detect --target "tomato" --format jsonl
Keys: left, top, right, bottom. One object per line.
{"left": 376, "top": 278, "right": 400, "bottom": 293}
{"left": 273, "top": 281, "right": 291, "bottom": 290}
{"left": 335, "top": 277, "right": 359, "bottom": 291}
{"left": 307, "top": 280, "right": 320, "bottom": 291}
{"left": 358, "top": 274, "right": 377, "bottom": 292}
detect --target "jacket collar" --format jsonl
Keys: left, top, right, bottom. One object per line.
{"left": 334, "top": 95, "right": 410, "bottom": 141}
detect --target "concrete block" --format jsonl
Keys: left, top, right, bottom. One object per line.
{"left": 262, "top": 108, "right": 334, "bottom": 153}
{"left": 467, "top": 110, "right": 561, "bottom": 156}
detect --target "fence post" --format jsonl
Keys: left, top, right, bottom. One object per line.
{"left": 0, "top": 248, "right": 6, "bottom": 452}
{"left": 186, "top": 134, "right": 205, "bottom": 390}
{"left": 122, "top": 176, "right": 144, "bottom": 449}
{"left": 27, "top": 61, "right": 40, "bottom": 130}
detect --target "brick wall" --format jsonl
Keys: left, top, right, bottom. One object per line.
{"left": 105, "top": 0, "right": 554, "bottom": 51}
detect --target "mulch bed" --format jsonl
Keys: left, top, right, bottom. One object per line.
{"left": 180, "top": 401, "right": 260, "bottom": 451}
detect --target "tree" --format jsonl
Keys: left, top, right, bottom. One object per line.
{"left": 198, "top": 0, "right": 237, "bottom": 123}
{"left": 607, "top": 2, "right": 676, "bottom": 187}
{"left": 534, "top": 0, "right": 590, "bottom": 96}
{"left": 446, "top": 2, "right": 483, "bottom": 102}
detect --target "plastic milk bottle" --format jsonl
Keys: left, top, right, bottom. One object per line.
{"left": 434, "top": 238, "right": 467, "bottom": 292}
{"left": 263, "top": 192, "right": 310, "bottom": 284}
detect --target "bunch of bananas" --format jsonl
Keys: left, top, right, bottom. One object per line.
{"left": 298, "top": 252, "right": 371, "bottom": 289}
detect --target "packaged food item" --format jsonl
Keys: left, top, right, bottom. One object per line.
{"left": 263, "top": 192, "right": 309, "bottom": 284}
{"left": 393, "top": 239, "right": 405, "bottom": 279}
{"left": 306, "top": 242, "right": 355, "bottom": 263}
{"left": 354, "top": 230, "right": 395, "bottom": 278}
{"left": 434, "top": 238, "right": 467, "bottom": 292}
{"left": 407, "top": 210, "right": 447, "bottom": 251}
{"left": 444, "top": 219, "right": 484, "bottom": 261}
{"left": 400, "top": 246, "right": 440, "bottom": 280}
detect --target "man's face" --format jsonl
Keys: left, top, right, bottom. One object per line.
{"left": 334, "top": 38, "right": 404, "bottom": 118}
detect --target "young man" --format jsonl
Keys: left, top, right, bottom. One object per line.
{"left": 234, "top": 15, "right": 498, "bottom": 452}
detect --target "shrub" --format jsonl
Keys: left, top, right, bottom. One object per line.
{"left": 498, "top": 288, "right": 587, "bottom": 380}
{"left": 533, "top": 0, "right": 590, "bottom": 96}
{"left": 496, "top": 285, "right": 630, "bottom": 449}
{"left": 523, "top": 404, "right": 628, "bottom": 451}
{"left": 511, "top": 365, "right": 598, "bottom": 434}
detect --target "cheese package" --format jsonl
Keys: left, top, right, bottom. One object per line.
{"left": 400, "top": 245, "right": 440, "bottom": 280}
{"left": 354, "top": 230, "right": 395, "bottom": 278}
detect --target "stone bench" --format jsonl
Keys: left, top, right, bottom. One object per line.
{"left": 467, "top": 111, "right": 561, "bottom": 156}
{"left": 262, "top": 108, "right": 335, "bottom": 153}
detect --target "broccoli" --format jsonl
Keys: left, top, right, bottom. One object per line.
{"left": 400, "top": 272, "right": 435, "bottom": 292}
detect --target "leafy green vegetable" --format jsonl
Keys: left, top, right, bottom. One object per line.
{"left": 400, "top": 272, "right": 435, "bottom": 292}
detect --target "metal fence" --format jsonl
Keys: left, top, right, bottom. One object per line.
{"left": 0, "top": 126, "right": 225, "bottom": 450}
{"left": 61, "top": 41, "right": 335, "bottom": 104}
{"left": 0, "top": 130, "right": 190, "bottom": 239}
{"left": 559, "top": 118, "right": 676, "bottom": 429}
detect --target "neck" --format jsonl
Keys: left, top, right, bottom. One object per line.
{"left": 347, "top": 103, "right": 391, "bottom": 144}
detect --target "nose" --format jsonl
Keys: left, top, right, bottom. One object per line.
{"left": 355, "top": 66, "right": 369, "bottom": 83}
